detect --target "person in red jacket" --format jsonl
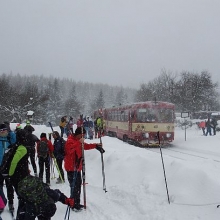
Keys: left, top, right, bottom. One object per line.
{"left": 64, "top": 127, "right": 104, "bottom": 211}
{"left": 36, "top": 133, "right": 54, "bottom": 186}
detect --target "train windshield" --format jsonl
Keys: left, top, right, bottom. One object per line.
{"left": 137, "top": 108, "right": 174, "bottom": 123}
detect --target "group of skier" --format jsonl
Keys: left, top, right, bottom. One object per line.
{"left": 59, "top": 115, "right": 105, "bottom": 139}
{"left": 198, "top": 116, "right": 218, "bottom": 136}
{"left": 0, "top": 118, "right": 105, "bottom": 220}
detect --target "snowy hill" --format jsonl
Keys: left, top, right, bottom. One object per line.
{"left": 2, "top": 124, "right": 220, "bottom": 220}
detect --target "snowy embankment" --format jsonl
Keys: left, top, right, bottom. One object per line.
{"left": 2, "top": 124, "right": 220, "bottom": 220}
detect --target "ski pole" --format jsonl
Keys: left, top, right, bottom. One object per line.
{"left": 157, "top": 131, "right": 170, "bottom": 204}
{"left": 48, "top": 122, "right": 54, "bottom": 132}
{"left": 52, "top": 153, "right": 64, "bottom": 183}
{"left": 99, "top": 136, "right": 107, "bottom": 193}
{"left": 64, "top": 170, "right": 78, "bottom": 220}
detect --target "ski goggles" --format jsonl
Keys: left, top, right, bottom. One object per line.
{"left": 0, "top": 128, "right": 7, "bottom": 132}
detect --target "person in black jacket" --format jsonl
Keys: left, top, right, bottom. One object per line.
{"left": 25, "top": 126, "right": 39, "bottom": 176}
{"left": 7, "top": 129, "right": 30, "bottom": 219}
{"left": 52, "top": 131, "right": 65, "bottom": 184}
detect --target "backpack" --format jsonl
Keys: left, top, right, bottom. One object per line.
{"left": 38, "top": 141, "right": 48, "bottom": 158}
{"left": 0, "top": 144, "right": 18, "bottom": 175}
{"left": 18, "top": 175, "right": 53, "bottom": 205}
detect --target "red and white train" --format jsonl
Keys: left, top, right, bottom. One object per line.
{"left": 94, "top": 101, "right": 175, "bottom": 147}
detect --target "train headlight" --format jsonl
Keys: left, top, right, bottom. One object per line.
{"left": 166, "top": 133, "right": 171, "bottom": 138}
{"left": 143, "top": 133, "right": 149, "bottom": 138}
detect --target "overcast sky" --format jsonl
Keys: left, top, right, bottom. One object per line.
{"left": 1, "top": 0, "right": 220, "bottom": 89}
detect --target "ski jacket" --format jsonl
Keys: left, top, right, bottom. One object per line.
{"left": 76, "top": 119, "right": 83, "bottom": 128}
{"left": 36, "top": 137, "right": 54, "bottom": 157}
{"left": 199, "top": 121, "right": 205, "bottom": 128}
{"left": 59, "top": 117, "right": 67, "bottom": 128}
{"left": 64, "top": 135, "right": 97, "bottom": 172}
{"left": 0, "top": 136, "right": 10, "bottom": 166}
{"left": 8, "top": 144, "right": 29, "bottom": 189}
{"left": 97, "top": 118, "right": 104, "bottom": 129}
{"left": 83, "top": 119, "right": 90, "bottom": 128}
{"left": 53, "top": 137, "right": 65, "bottom": 160}
{"left": 26, "top": 132, "right": 39, "bottom": 147}
{"left": 7, "top": 131, "right": 16, "bottom": 145}
{"left": 68, "top": 119, "right": 74, "bottom": 129}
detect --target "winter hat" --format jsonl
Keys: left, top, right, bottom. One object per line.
{"left": 16, "top": 123, "right": 22, "bottom": 129}
{"left": 16, "top": 129, "right": 27, "bottom": 144}
{"left": 74, "top": 127, "right": 86, "bottom": 136}
{"left": 0, "top": 124, "right": 8, "bottom": 137}
{"left": 40, "top": 133, "right": 47, "bottom": 138}
{"left": 52, "top": 131, "right": 60, "bottom": 137}
{"left": 0, "top": 124, "right": 7, "bottom": 131}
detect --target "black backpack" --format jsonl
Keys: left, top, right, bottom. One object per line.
{"left": 18, "top": 175, "right": 53, "bottom": 205}
{"left": 38, "top": 141, "right": 48, "bottom": 158}
{"left": 0, "top": 144, "right": 18, "bottom": 175}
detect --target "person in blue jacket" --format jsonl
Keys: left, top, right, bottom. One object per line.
{"left": 0, "top": 123, "right": 16, "bottom": 212}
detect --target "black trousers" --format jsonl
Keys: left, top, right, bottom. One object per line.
{"left": 55, "top": 158, "right": 64, "bottom": 181}
{"left": 38, "top": 156, "right": 50, "bottom": 184}
{"left": 0, "top": 174, "right": 14, "bottom": 204}
{"left": 67, "top": 171, "right": 81, "bottom": 206}
{"left": 28, "top": 146, "right": 37, "bottom": 174}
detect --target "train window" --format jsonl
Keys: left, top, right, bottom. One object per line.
{"left": 137, "top": 108, "right": 157, "bottom": 122}
{"left": 158, "top": 109, "right": 174, "bottom": 122}
{"left": 124, "top": 110, "right": 129, "bottom": 121}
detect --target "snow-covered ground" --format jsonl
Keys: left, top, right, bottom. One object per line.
{"left": 2, "top": 123, "right": 220, "bottom": 220}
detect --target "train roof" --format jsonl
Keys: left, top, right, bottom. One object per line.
{"left": 104, "top": 101, "right": 175, "bottom": 110}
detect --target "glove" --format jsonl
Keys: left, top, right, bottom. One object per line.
{"left": 96, "top": 146, "right": 105, "bottom": 153}
{"left": 65, "top": 198, "right": 74, "bottom": 208}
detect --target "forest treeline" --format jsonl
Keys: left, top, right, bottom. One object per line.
{"left": 0, "top": 70, "right": 219, "bottom": 125}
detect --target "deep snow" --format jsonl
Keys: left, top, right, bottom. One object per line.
{"left": 2, "top": 123, "right": 220, "bottom": 220}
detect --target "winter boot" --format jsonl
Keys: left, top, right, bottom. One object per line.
{"left": 9, "top": 203, "right": 14, "bottom": 212}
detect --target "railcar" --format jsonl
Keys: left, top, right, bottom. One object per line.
{"left": 94, "top": 101, "right": 175, "bottom": 147}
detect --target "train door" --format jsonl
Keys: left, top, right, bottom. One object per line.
{"left": 129, "top": 110, "right": 134, "bottom": 135}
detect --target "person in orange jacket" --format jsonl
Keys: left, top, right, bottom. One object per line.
{"left": 36, "top": 133, "right": 54, "bottom": 186}
{"left": 198, "top": 121, "right": 206, "bottom": 135}
{"left": 64, "top": 127, "right": 104, "bottom": 211}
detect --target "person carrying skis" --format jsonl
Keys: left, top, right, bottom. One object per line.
{"left": 64, "top": 127, "right": 105, "bottom": 211}
{"left": 37, "top": 133, "right": 54, "bottom": 186}
{"left": 52, "top": 131, "right": 65, "bottom": 184}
